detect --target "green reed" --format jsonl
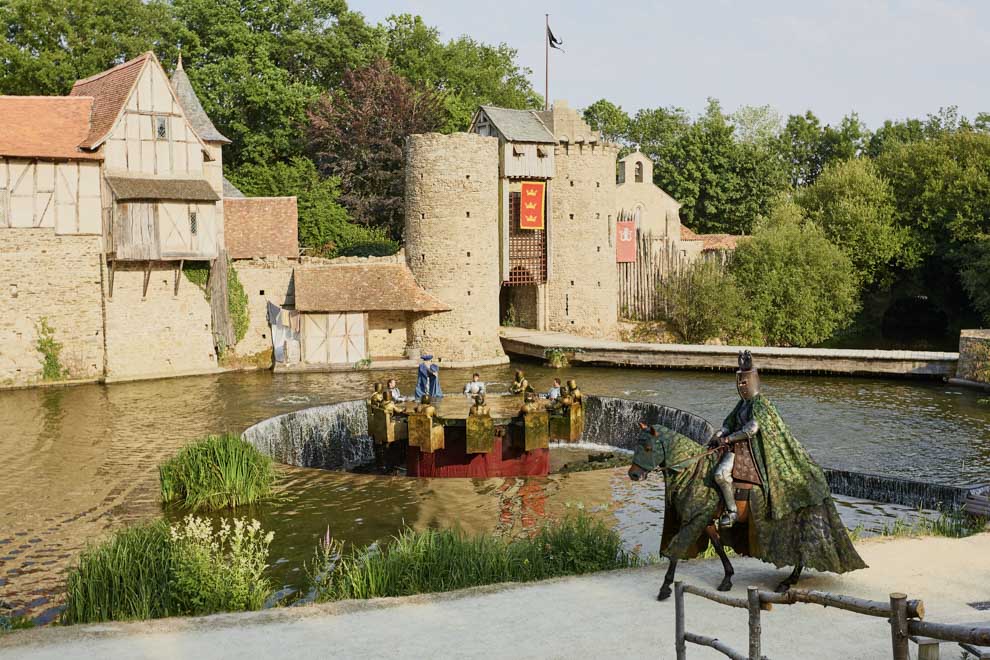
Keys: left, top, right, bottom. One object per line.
{"left": 62, "top": 522, "right": 176, "bottom": 624}
{"left": 308, "top": 512, "right": 646, "bottom": 602}
{"left": 159, "top": 434, "right": 276, "bottom": 511}
{"left": 875, "top": 509, "right": 987, "bottom": 539}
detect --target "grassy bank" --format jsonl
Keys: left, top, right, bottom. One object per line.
{"left": 160, "top": 434, "right": 276, "bottom": 511}
{"left": 62, "top": 516, "right": 274, "bottom": 625}
{"left": 308, "top": 512, "right": 646, "bottom": 602}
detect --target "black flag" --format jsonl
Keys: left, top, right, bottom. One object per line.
{"left": 547, "top": 25, "right": 564, "bottom": 52}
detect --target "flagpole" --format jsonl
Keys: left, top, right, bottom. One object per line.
{"left": 544, "top": 14, "right": 549, "bottom": 111}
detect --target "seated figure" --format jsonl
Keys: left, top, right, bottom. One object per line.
{"left": 510, "top": 370, "right": 529, "bottom": 395}
{"left": 368, "top": 382, "right": 384, "bottom": 407}
{"left": 543, "top": 378, "right": 562, "bottom": 401}
{"left": 463, "top": 372, "right": 486, "bottom": 398}
{"left": 470, "top": 393, "right": 490, "bottom": 417}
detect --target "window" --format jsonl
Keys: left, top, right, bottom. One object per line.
{"left": 617, "top": 162, "right": 626, "bottom": 184}
{"left": 155, "top": 116, "right": 169, "bottom": 140}
{"left": 189, "top": 210, "right": 198, "bottom": 235}
{"left": 634, "top": 161, "right": 643, "bottom": 183}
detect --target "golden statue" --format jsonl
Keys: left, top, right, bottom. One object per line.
{"left": 381, "top": 389, "right": 397, "bottom": 414}
{"left": 519, "top": 389, "right": 540, "bottom": 415}
{"left": 414, "top": 393, "right": 436, "bottom": 417}
{"left": 510, "top": 370, "right": 529, "bottom": 395}
{"left": 469, "top": 393, "right": 490, "bottom": 417}
{"left": 368, "top": 382, "right": 384, "bottom": 407}
{"left": 567, "top": 379, "right": 583, "bottom": 406}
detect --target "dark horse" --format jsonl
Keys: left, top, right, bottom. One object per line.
{"left": 627, "top": 423, "right": 803, "bottom": 601}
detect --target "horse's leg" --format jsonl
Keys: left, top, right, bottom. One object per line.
{"left": 657, "top": 558, "right": 678, "bottom": 601}
{"left": 775, "top": 563, "right": 803, "bottom": 593}
{"left": 705, "top": 524, "right": 734, "bottom": 592}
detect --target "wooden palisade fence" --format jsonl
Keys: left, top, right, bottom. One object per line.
{"left": 617, "top": 231, "right": 687, "bottom": 322}
{"left": 674, "top": 580, "right": 990, "bottom": 659}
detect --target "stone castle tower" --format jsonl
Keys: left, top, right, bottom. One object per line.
{"left": 403, "top": 132, "right": 508, "bottom": 365}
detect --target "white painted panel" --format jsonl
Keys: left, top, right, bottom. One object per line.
{"left": 9, "top": 161, "right": 31, "bottom": 196}
{"left": 0, "top": 158, "right": 7, "bottom": 189}
{"left": 328, "top": 313, "right": 349, "bottom": 364}
{"left": 36, "top": 191, "right": 55, "bottom": 227}
{"left": 126, "top": 88, "right": 139, "bottom": 111}
{"left": 195, "top": 203, "right": 217, "bottom": 257}
{"left": 140, "top": 141, "right": 155, "bottom": 174}
{"left": 303, "top": 314, "right": 328, "bottom": 363}
{"left": 171, "top": 117, "right": 185, "bottom": 144}
{"left": 36, "top": 161, "right": 54, "bottom": 192}
{"left": 173, "top": 139, "right": 187, "bottom": 172}
{"left": 79, "top": 162, "right": 100, "bottom": 193}
{"left": 9, "top": 195, "right": 33, "bottom": 227}
{"left": 0, "top": 189, "right": 8, "bottom": 228}
{"left": 105, "top": 139, "right": 127, "bottom": 170}
{"left": 125, "top": 138, "right": 141, "bottom": 171}
{"left": 155, "top": 140, "right": 171, "bottom": 174}
{"left": 346, "top": 313, "right": 367, "bottom": 362}
{"left": 158, "top": 201, "right": 189, "bottom": 253}
{"left": 139, "top": 114, "right": 153, "bottom": 140}
{"left": 150, "top": 66, "right": 172, "bottom": 112}
{"left": 55, "top": 163, "right": 78, "bottom": 234}
{"left": 137, "top": 65, "right": 153, "bottom": 112}
{"left": 187, "top": 143, "right": 203, "bottom": 173}
{"left": 78, "top": 196, "right": 102, "bottom": 234}
{"left": 125, "top": 113, "right": 140, "bottom": 141}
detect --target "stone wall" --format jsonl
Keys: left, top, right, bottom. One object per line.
{"left": 368, "top": 311, "right": 408, "bottom": 358}
{"left": 545, "top": 137, "right": 619, "bottom": 338}
{"left": 957, "top": 329, "right": 990, "bottom": 383}
{"left": 103, "top": 263, "right": 217, "bottom": 380}
{"left": 232, "top": 259, "right": 295, "bottom": 357}
{"left": 404, "top": 132, "right": 507, "bottom": 364}
{"left": 0, "top": 228, "right": 105, "bottom": 385}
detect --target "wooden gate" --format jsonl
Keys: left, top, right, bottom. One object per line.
{"left": 617, "top": 230, "right": 691, "bottom": 321}
{"left": 303, "top": 312, "right": 367, "bottom": 365}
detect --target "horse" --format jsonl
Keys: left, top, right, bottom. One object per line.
{"left": 627, "top": 422, "right": 803, "bottom": 601}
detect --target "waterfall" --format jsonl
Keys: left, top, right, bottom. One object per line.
{"left": 822, "top": 468, "right": 973, "bottom": 511}
{"left": 242, "top": 400, "right": 374, "bottom": 471}
{"left": 583, "top": 396, "right": 715, "bottom": 449}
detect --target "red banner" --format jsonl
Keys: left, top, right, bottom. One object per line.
{"left": 616, "top": 221, "right": 636, "bottom": 262}
{"left": 519, "top": 181, "right": 545, "bottom": 230}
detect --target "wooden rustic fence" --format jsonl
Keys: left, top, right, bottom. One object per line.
{"left": 617, "top": 231, "right": 689, "bottom": 321}
{"left": 674, "top": 580, "right": 990, "bottom": 659}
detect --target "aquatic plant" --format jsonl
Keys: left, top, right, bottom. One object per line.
{"left": 159, "top": 434, "right": 276, "bottom": 511}
{"left": 62, "top": 516, "right": 275, "bottom": 624}
{"left": 543, "top": 347, "right": 570, "bottom": 368}
{"left": 62, "top": 522, "right": 176, "bottom": 624}
{"left": 0, "top": 614, "right": 34, "bottom": 633}
{"left": 875, "top": 510, "right": 987, "bottom": 539}
{"left": 307, "top": 512, "right": 645, "bottom": 601}
{"left": 35, "top": 318, "right": 66, "bottom": 381}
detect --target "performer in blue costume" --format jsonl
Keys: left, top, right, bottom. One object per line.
{"left": 428, "top": 360, "right": 443, "bottom": 399}
{"left": 415, "top": 354, "right": 433, "bottom": 400}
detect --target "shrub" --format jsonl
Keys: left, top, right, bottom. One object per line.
{"left": 169, "top": 516, "right": 274, "bottom": 615}
{"left": 62, "top": 522, "right": 175, "bottom": 624}
{"left": 308, "top": 512, "right": 644, "bottom": 602}
{"left": 35, "top": 318, "right": 66, "bottom": 381}
{"left": 657, "top": 260, "right": 754, "bottom": 344}
{"left": 159, "top": 434, "right": 276, "bottom": 511}
{"left": 730, "top": 201, "right": 861, "bottom": 346}
{"left": 182, "top": 261, "right": 250, "bottom": 349}
{"left": 62, "top": 516, "right": 274, "bottom": 625}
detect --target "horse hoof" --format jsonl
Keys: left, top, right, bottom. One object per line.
{"left": 657, "top": 587, "right": 672, "bottom": 601}
{"left": 717, "top": 580, "right": 733, "bottom": 592}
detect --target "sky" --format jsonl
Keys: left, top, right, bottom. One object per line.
{"left": 349, "top": 0, "right": 990, "bottom": 129}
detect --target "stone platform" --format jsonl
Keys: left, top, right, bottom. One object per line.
{"left": 500, "top": 327, "right": 959, "bottom": 378}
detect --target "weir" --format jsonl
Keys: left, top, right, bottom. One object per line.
{"left": 242, "top": 395, "right": 983, "bottom": 512}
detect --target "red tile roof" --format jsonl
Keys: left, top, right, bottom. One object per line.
{"left": 225, "top": 197, "right": 299, "bottom": 259}
{"left": 294, "top": 265, "right": 450, "bottom": 313}
{"left": 680, "top": 225, "right": 741, "bottom": 251}
{"left": 680, "top": 226, "right": 701, "bottom": 241}
{"left": 0, "top": 96, "right": 102, "bottom": 161}
{"left": 69, "top": 52, "right": 151, "bottom": 148}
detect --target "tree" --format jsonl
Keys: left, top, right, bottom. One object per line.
{"left": 228, "top": 157, "right": 393, "bottom": 257}
{"left": 730, "top": 201, "right": 860, "bottom": 346}
{"left": 0, "top": 0, "right": 188, "bottom": 95}
{"left": 383, "top": 14, "right": 541, "bottom": 133}
{"left": 797, "top": 159, "right": 904, "bottom": 287}
{"left": 658, "top": 260, "right": 752, "bottom": 343}
{"left": 307, "top": 58, "right": 444, "bottom": 239}
{"left": 582, "top": 99, "right": 631, "bottom": 145}
{"left": 730, "top": 104, "right": 782, "bottom": 145}
{"left": 775, "top": 111, "right": 867, "bottom": 187}
{"left": 959, "top": 240, "right": 990, "bottom": 325}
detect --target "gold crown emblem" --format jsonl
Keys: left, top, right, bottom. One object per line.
{"left": 525, "top": 215, "right": 538, "bottom": 223}
{"left": 525, "top": 188, "right": 538, "bottom": 196}
{"left": 525, "top": 202, "right": 537, "bottom": 210}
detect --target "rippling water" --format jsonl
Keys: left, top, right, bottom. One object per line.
{"left": 2, "top": 364, "right": 988, "bottom": 622}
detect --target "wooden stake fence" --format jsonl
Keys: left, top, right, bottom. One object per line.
{"left": 673, "top": 580, "right": 990, "bottom": 659}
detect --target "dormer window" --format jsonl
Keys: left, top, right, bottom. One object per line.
{"left": 512, "top": 144, "right": 524, "bottom": 157}
{"left": 537, "top": 145, "right": 548, "bottom": 158}
{"left": 189, "top": 210, "right": 198, "bottom": 236}
{"left": 635, "top": 161, "right": 643, "bottom": 183}
{"left": 156, "top": 115, "right": 169, "bottom": 140}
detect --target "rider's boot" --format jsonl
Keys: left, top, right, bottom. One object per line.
{"left": 714, "top": 453, "right": 738, "bottom": 528}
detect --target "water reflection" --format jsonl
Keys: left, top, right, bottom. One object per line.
{"left": 1, "top": 364, "right": 988, "bottom": 622}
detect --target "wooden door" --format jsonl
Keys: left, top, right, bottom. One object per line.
{"left": 302, "top": 312, "right": 367, "bottom": 364}
{"left": 344, "top": 313, "right": 367, "bottom": 362}
{"left": 302, "top": 313, "right": 329, "bottom": 364}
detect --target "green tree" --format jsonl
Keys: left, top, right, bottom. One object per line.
{"left": 730, "top": 104, "right": 782, "bottom": 145}
{"left": 730, "top": 201, "right": 861, "bottom": 346}
{"left": 383, "top": 14, "right": 541, "bottom": 133}
{"left": 797, "top": 159, "right": 904, "bottom": 286}
{"left": 959, "top": 240, "right": 990, "bottom": 324}
{"left": 582, "top": 99, "right": 631, "bottom": 145}
{"left": 658, "top": 260, "right": 752, "bottom": 343}
{"left": 0, "top": 0, "right": 188, "bottom": 95}
{"left": 776, "top": 111, "right": 867, "bottom": 187}
{"left": 307, "top": 58, "right": 444, "bottom": 239}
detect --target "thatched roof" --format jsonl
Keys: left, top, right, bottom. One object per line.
{"left": 0, "top": 96, "right": 102, "bottom": 161}
{"left": 106, "top": 175, "right": 220, "bottom": 201}
{"left": 294, "top": 265, "right": 450, "bottom": 313}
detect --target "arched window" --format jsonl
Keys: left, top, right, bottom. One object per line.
{"left": 634, "top": 161, "right": 643, "bottom": 183}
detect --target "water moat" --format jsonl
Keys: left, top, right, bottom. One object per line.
{"left": 2, "top": 363, "right": 990, "bottom": 623}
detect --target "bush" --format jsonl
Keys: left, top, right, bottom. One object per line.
{"left": 657, "top": 260, "right": 754, "bottom": 344}
{"left": 730, "top": 201, "right": 861, "bottom": 346}
{"left": 182, "top": 261, "right": 249, "bottom": 349}
{"left": 35, "top": 318, "right": 66, "bottom": 381}
{"left": 160, "top": 434, "right": 276, "bottom": 511}
{"left": 62, "top": 516, "right": 274, "bottom": 625}
{"left": 62, "top": 522, "right": 175, "bottom": 624}
{"left": 307, "top": 512, "right": 644, "bottom": 602}
{"left": 169, "top": 516, "right": 274, "bottom": 615}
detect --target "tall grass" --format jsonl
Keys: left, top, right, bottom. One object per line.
{"left": 848, "top": 509, "right": 987, "bottom": 542}
{"left": 159, "top": 434, "right": 276, "bottom": 511}
{"left": 62, "top": 522, "right": 175, "bottom": 624}
{"left": 308, "top": 512, "right": 645, "bottom": 602}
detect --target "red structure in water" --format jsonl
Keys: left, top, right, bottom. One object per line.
{"left": 407, "top": 437, "right": 549, "bottom": 478}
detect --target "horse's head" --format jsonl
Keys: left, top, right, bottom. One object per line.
{"left": 628, "top": 422, "right": 669, "bottom": 481}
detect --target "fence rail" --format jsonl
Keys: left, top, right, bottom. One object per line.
{"left": 673, "top": 580, "right": 990, "bottom": 659}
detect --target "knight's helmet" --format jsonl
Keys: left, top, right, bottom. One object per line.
{"left": 421, "top": 394, "right": 432, "bottom": 405}
{"left": 524, "top": 390, "right": 537, "bottom": 403}
{"left": 736, "top": 350, "right": 760, "bottom": 400}
{"left": 475, "top": 393, "right": 486, "bottom": 406}
{"left": 373, "top": 383, "right": 383, "bottom": 393}
{"left": 383, "top": 389, "right": 394, "bottom": 402}
{"left": 515, "top": 370, "right": 525, "bottom": 380}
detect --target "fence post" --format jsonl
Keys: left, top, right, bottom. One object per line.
{"left": 675, "top": 581, "right": 687, "bottom": 660}
{"left": 747, "top": 587, "right": 762, "bottom": 660}
{"left": 889, "top": 592, "right": 909, "bottom": 660}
